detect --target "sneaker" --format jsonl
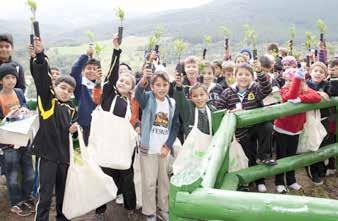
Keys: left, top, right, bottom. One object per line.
{"left": 146, "top": 215, "right": 157, "bottom": 221}
{"left": 95, "top": 213, "right": 104, "bottom": 221}
{"left": 115, "top": 194, "right": 124, "bottom": 205}
{"left": 157, "top": 210, "right": 169, "bottom": 221}
{"left": 288, "top": 183, "right": 302, "bottom": 191}
{"left": 257, "top": 184, "right": 267, "bottom": 193}
{"left": 11, "top": 202, "right": 32, "bottom": 217}
{"left": 326, "top": 169, "right": 336, "bottom": 176}
{"left": 24, "top": 197, "right": 36, "bottom": 213}
{"left": 276, "top": 185, "right": 287, "bottom": 194}
{"left": 310, "top": 175, "right": 323, "bottom": 186}
{"left": 262, "top": 159, "right": 277, "bottom": 166}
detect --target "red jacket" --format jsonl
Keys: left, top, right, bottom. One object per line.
{"left": 274, "top": 78, "right": 321, "bottom": 133}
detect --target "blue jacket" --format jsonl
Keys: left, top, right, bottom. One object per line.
{"left": 70, "top": 55, "right": 96, "bottom": 127}
{"left": 135, "top": 83, "right": 180, "bottom": 154}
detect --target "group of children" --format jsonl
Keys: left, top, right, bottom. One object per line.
{"left": 0, "top": 31, "right": 337, "bottom": 221}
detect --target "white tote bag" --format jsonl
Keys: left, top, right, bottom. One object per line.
{"left": 228, "top": 137, "right": 249, "bottom": 172}
{"left": 0, "top": 114, "right": 39, "bottom": 148}
{"left": 88, "top": 97, "right": 138, "bottom": 169}
{"left": 62, "top": 129, "right": 117, "bottom": 219}
{"left": 173, "top": 107, "right": 212, "bottom": 175}
{"left": 297, "top": 110, "right": 327, "bottom": 153}
{"left": 133, "top": 146, "right": 142, "bottom": 207}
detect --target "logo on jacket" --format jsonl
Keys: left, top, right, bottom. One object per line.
{"left": 247, "top": 92, "right": 255, "bottom": 101}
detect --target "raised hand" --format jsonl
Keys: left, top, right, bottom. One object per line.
{"left": 33, "top": 37, "right": 44, "bottom": 54}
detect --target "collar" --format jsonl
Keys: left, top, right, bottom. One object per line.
{"left": 82, "top": 76, "right": 95, "bottom": 90}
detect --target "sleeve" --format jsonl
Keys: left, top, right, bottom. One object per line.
{"left": 165, "top": 103, "right": 180, "bottom": 151}
{"left": 135, "top": 82, "right": 150, "bottom": 110}
{"left": 318, "top": 49, "right": 328, "bottom": 64}
{"left": 31, "top": 52, "right": 55, "bottom": 119}
{"left": 130, "top": 97, "right": 141, "bottom": 128}
{"left": 254, "top": 73, "right": 273, "bottom": 100}
{"left": 299, "top": 88, "right": 322, "bottom": 103}
{"left": 326, "top": 79, "right": 338, "bottom": 96}
{"left": 92, "top": 86, "right": 102, "bottom": 105}
{"left": 280, "top": 78, "right": 302, "bottom": 101}
{"left": 173, "top": 86, "right": 193, "bottom": 125}
{"left": 70, "top": 54, "right": 89, "bottom": 100}
{"left": 215, "top": 89, "right": 230, "bottom": 110}
{"left": 16, "top": 63, "right": 26, "bottom": 93}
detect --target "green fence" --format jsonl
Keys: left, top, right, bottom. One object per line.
{"left": 169, "top": 98, "right": 338, "bottom": 221}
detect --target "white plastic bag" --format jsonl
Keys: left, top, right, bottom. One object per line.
{"left": 173, "top": 108, "right": 212, "bottom": 175}
{"left": 88, "top": 98, "right": 138, "bottom": 169}
{"left": 228, "top": 138, "right": 249, "bottom": 172}
{"left": 0, "top": 114, "right": 39, "bottom": 147}
{"left": 133, "top": 144, "right": 142, "bottom": 208}
{"left": 297, "top": 110, "right": 327, "bottom": 153}
{"left": 62, "top": 129, "right": 117, "bottom": 219}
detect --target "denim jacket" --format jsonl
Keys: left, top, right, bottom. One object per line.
{"left": 135, "top": 83, "right": 180, "bottom": 154}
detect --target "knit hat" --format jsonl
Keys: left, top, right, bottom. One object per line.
{"left": 0, "top": 63, "right": 18, "bottom": 80}
{"left": 240, "top": 48, "right": 252, "bottom": 59}
{"left": 282, "top": 68, "right": 297, "bottom": 81}
{"left": 0, "top": 33, "right": 14, "bottom": 46}
{"left": 281, "top": 56, "right": 297, "bottom": 68}
{"left": 310, "top": 61, "right": 328, "bottom": 76}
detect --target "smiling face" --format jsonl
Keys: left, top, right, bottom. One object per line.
{"left": 0, "top": 74, "right": 17, "bottom": 90}
{"left": 151, "top": 76, "right": 169, "bottom": 101}
{"left": 190, "top": 86, "right": 209, "bottom": 108}
{"left": 235, "top": 56, "right": 247, "bottom": 66}
{"left": 0, "top": 41, "right": 12, "bottom": 61}
{"left": 83, "top": 64, "right": 98, "bottom": 81}
{"left": 310, "top": 66, "right": 326, "bottom": 84}
{"left": 116, "top": 74, "right": 134, "bottom": 96}
{"left": 235, "top": 67, "right": 253, "bottom": 90}
{"left": 202, "top": 66, "right": 214, "bottom": 85}
{"left": 185, "top": 62, "right": 199, "bottom": 83}
{"left": 54, "top": 82, "right": 74, "bottom": 102}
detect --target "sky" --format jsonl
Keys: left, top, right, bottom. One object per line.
{"left": 0, "top": 0, "right": 212, "bottom": 22}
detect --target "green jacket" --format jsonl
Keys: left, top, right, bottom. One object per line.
{"left": 173, "top": 86, "right": 216, "bottom": 137}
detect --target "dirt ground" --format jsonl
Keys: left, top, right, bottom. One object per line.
{"left": 0, "top": 169, "right": 336, "bottom": 221}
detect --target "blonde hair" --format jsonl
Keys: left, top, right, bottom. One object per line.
{"left": 119, "top": 72, "right": 136, "bottom": 89}
{"left": 310, "top": 62, "right": 328, "bottom": 76}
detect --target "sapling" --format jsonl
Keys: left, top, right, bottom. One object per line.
{"left": 316, "top": 19, "right": 327, "bottom": 42}
{"left": 288, "top": 24, "right": 296, "bottom": 55}
{"left": 26, "top": 0, "right": 40, "bottom": 40}
{"left": 220, "top": 25, "right": 231, "bottom": 50}
{"left": 203, "top": 35, "right": 212, "bottom": 59}
{"left": 115, "top": 7, "right": 125, "bottom": 45}
{"left": 174, "top": 38, "right": 186, "bottom": 63}
{"left": 154, "top": 25, "right": 164, "bottom": 52}
{"left": 305, "top": 31, "right": 316, "bottom": 67}
{"left": 243, "top": 24, "right": 257, "bottom": 60}
{"left": 85, "top": 31, "right": 105, "bottom": 67}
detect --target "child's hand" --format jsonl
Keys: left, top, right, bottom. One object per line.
{"left": 112, "top": 33, "right": 120, "bottom": 49}
{"left": 295, "top": 69, "right": 305, "bottom": 80}
{"left": 160, "top": 145, "right": 170, "bottom": 158}
{"left": 318, "top": 91, "right": 330, "bottom": 101}
{"left": 28, "top": 45, "right": 36, "bottom": 58}
{"left": 33, "top": 37, "right": 43, "bottom": 54}
{"left": 86, "top": 45, "right": 95, "bottom": 57}
{"left": 175, "top": 73, "right": 183, "bottom": 87}
{"left": 288, "top": 97, "right": 301, "bottom": 104}
{"left": 69, "top": 122, "right": 78, "bottom": 133}
{"left": 141, "top": 68, "right": 152, "bottom": 86}
{"left": 253, "top": 60, "right": 262, "bottom": 73}
{"left": 96, "top": 68, "right": 103, "bottom": 81}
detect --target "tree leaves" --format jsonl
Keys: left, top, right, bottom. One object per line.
{"left": 114, "top": 7, "right": 125, "bottom": 25}
{"left": 243, "top": 24, "right": 257, "bottom": 49}
{"left": 316, "top": 19, "right": 327, "bottom": 34}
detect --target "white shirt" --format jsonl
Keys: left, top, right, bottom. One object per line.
{"left": 148, "top": 98, "right": 170, "bottom": 154}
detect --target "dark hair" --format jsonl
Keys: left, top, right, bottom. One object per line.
{"left": 235, "top": 63, "right": 254, "bottom": 76}
{"left": 267, "top": 43, "right": 279, "bottom": 53}
{"left": 150, "top": 71, "right": 170, "bottom": 85}
{"left": 120, "top": 62, "right": 132, "bottom": 71}
{"left": 329, "top": 59, "right": 338, "bottom": 68}
{"left": 259, "top": 56, "right": 274, "bottom": 69}
{"left": 83, "top": 58, "right": 100, "bottom": 70}
{"left": 0, "top": 33, "right": 13, "bottom": 46}
{"left": 184, "top": 56, "right": 199, "bottom": 65}
{"left": 55, "top": 75, "right": 76, "bottom": 89}
{"left": 189, "top": 82, "right": 208, "bottom": 96}
{"left": 201, "top": 61, "right": 213, "bottom": 75}
{"left": 212, "top": 60, "right": 223, "bottom": 69}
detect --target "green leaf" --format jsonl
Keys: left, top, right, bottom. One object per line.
{"left": 86, "top": 31, "right": 95, "bottom": 42}
{"left": 289, "top": 24, "right": 296, "bottom": 40}
{"left": 316, "top": 19, "right": 327, "bottom": 34}
{"left": 174, "top": 38, "right": 186, "bottom": 57}
{"left": 304, "top": 31, "right": 316, "bottom": 50}
{"left": 219, "top": 25, "right": 231, "bottom": 38}
{"left": 147, "top": 36, "right": 157, "bottom": 51}
{"left": 115, "top": 7, "right": 125, "bottom": 23}
{"left": 204, "top": 35, "right": 212, "bottom": 45}
{"left": 243, "top": 24, "right": 257, "bottom": 49}
{"left": 26, "top": 0, "right": 37, "bottom": 10}
{"left": 154, "top": 25, "right": 164, "bottom": 44}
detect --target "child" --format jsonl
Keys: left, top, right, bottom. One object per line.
{"left": 274, "top": 68, "right": 321, "bottom": 193}
{"left": 0, "top": 34, "right": 25, "bottom": 92}
{"left": 50, "top": 67, "right": 61, "bottom": 87}
{"left": 211, "top": 60, "right": 223, "bottom": 80}
{"left": 282, "top": 56, "right": 298, "bottom": 72}
{"left": 306, "top": 62, "right": 335, "bottom": 184}
{"left": 92, "top": 35, "right": 137, "bottom": 220}
{"left": 216, "top": 63, "right": 275, "bottom": 192}
{"left": 0, "top": 63, "right": 34, "bottom": 217}
{"left": 135, "top": 70, "right": 179, "bottom": 221}
{"left": 30, "top": 38, "right": 78, "bottom": 221}
{"left": 234, "top": 54, "right": 247, "bottom": 66}
{"left": 182, "top": 56, "right": 200, "bottom": 97}
{"left": 240, "top": 48, "right": 252, "bottom": 62}
{"left": 70, "top": 46, "right": 101, "bottom": 145}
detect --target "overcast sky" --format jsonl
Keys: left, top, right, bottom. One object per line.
{"left": 1, "top": 0, "right": 212, "bottom": 22}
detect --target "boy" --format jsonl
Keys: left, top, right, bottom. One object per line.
{"left": 182, "top": 56, "right": 200, "bottom": 97}
{"left": 135, "top": 70, "right": 179, "bottom": 221}
{"left": 0, "top": 63, "right": 34, "bottom": 217}
{"left": 0, "top": 34, "right": 25, "bottom": 92}
{"left": 70, "top": 47, "right": 101, "bottom": 145}
{"left": 30, "top": 38, "right": 77, "bottom": 221}
{"left": 216, "top": 63, "right": 275, "bottom": 192}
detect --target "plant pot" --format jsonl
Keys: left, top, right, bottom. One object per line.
{"left": 155, "top": 44, "right": 159, "bottom": 53}
{"left": 33, "top": 21, "right": 40, "bottom": 38}
{"left": 306, "top": 55, "right": 310, "bottom": 67}
{"left": 118, "top": 26, "right": 123, "bottom": 45}
{"left": 253, "top": 49, "right": 258, "bottom": 60}
{"left": 320, "top": 33, "right": 324, "bottom": 42}
{"left": 30, "top": 34, "right": 34, "bottom": 45}
{"left": 225, "top": 38, "right": 229, "bottom": 50}
{"left": 203, "top": 48, "right": 207, "bottom": 59}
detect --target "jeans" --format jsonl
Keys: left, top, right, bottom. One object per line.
{"left": 3, "top": 147, "right": 34, "bottom": 207}
{"left": 32, "top": 157, "right": 40, "bottom": 198}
